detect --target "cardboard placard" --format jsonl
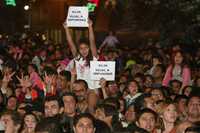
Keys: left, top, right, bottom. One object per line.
{"left": 66, "top": 6, "right": 88, "bottom": 27}
{"left": 90, "top": 61, "right": 115, "bottom": 81}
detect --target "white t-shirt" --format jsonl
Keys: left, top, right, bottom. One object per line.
{"left": 102, "top": 35, "right": 119, "bottom": 47}
{"left": 66, "top": 56, "right": 100, "bottom": 89}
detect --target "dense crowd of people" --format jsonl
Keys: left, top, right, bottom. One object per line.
{"left": 0, "top": 19, "right": 200, "bottom": 133}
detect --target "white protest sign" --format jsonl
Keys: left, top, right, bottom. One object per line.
{"left": 90, "top": 61, "right": 116, "bottom": 81}
{"left": 66, "top": 6, "right": 88, "bottom": 27}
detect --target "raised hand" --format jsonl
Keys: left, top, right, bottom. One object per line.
{"left": 16, "top": 74, "right": 32, "bottom": 89}
{"left": 70, "top": 67, "right": 77, "bottom": 76}
{"left": 63, "top": 22, "right": 68, "bottom": 29}
{"left": 1, "top": 71, "right": 15, "bottom": 92}
{"left": 43, "top": 72, "right": 56, "bottom": 93}
{"left": 2, "top": 71, "right": 15, "bottom": 83}
{"left": 88, "top": 19, "right": 93, "bottom": 28}
{"left": 99, "top": 78, "right": 107, "bottom": 88}
{"left": 43, "top": 72, "right": 56, "bottom": 85}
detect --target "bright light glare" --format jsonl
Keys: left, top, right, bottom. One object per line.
{"left": 24, "top": 5, "right": 30, "bottom": 10}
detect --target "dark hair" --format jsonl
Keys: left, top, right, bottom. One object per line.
{"left": 77, "top": 38, "right": 93, "bottom": 67}
{"left": 171, "top": 50, "right": 186, "bottom": 65}
{"left": 28, "top": 63, "right": 39, "bottom": 73}
{"left": 97, "top": 104, "right": 118, "bottom": 117}
{"left": 170, "top": 50, "right": 188, "bottom": 77}
{"left": 133, "top": 128, "right": 150, "bottom": 133}
{"left": 73, "top": 113, "right": 95, "bottom": 127}
{"left": 2, "top": 111, "right": 22, "bottom": 126}
{"left": 151, "top": 87, "right": 169, "bottom": 99}
{"left": 134, "top": 93, "right": 152, "bottom": 112}
{"left": 136, "top": 108, "right": 157, "bottom": 122}
{"left": 7, "top": 95, "right": 18, "bottom": 107}
{"left": 74, "top": 79, "right": 88, "bottom": 90}
{"left": 95, "top": 119, "right": 111, "bottom": 133}
{"left": 8, "top": 95, "right": 17, "bottom": 100}
{"left": 152, "top": 55, "right": 162, "bottom": 63}
{"left": 62, "top": 92, "right": 77, "bottom": 103}
{"left": 4, "top": 59, "right": 17, "bottom": 71}
{"left": 169, "top": 79, "right": 182, "bottom": 87}
{"left": 45, "top": 96, "right": 62, "bottom": 108}
{"left": 174, "top": 95, "right": 188, "bottom": 103}
{"left": 182, "top": 86, "right": 193, "bottom": 95}
{"left": 21, "top": 112, "right": 39, "bottom": 131}
{"left": 0, "top": 91, "right": 5, "bottom": 105}
{"left": 118, "top": 98, "right": 126, "bottom": 114}
{"left": 35, "top": 117, "right": 62, "bottom": 133}
{"left": 194, "top": 76, "right": 200, "bottom": 87}
{"left": 103, "top": 97, "right": 120, "bottom": 111}
{"left": 59, "top": 70, "right": 71, "bottom": 81}
{"left": 43, "top": 66, "right": 57, "bottom": 75}
{"left": 79, "top": 38, "right": 89, "bottom": 47}
{"left": 187, "top": 95, "right": 200, "bottom": 106}
{"left": 185, "top": 126, "right": 200, "bottom": 133}
{"left": 155, "top": 64, "right": 165, "bottom": 73}
{"left": 127, "top": 79, "right": 140, "bottom": 92}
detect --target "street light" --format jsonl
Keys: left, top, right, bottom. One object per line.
{"left": 24, "top": 4, "right": 32, "bottom": 31}
{"left": 24, "top": 5, "right": 30, "bottom": 11}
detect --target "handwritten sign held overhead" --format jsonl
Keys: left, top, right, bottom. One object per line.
{"left": 90, "top": 61, "right": 116, "bottom": 81}
{"left": 66, "top": 6, "right": 89, "bottom": 27}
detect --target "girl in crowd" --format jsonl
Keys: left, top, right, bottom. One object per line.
{"left": 162, "top": 50, "right": 191, "bottom": 90}
{"left": 63, "top": 20, "right": 100, "bottom": 90}
{"left": 157, "top": 102, "right": 178, "bottom": 133}
{"left": 21, "top": 113, "right": 38, "bottom": 133}
{"left": 182, "top": 86, "right": 193, "bottom": 97}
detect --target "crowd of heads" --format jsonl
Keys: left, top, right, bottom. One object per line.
{"left": 0, "top": 30, "right": 200, "bottom": 133}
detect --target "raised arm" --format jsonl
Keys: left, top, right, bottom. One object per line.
{"left": 63, "top": 23, "right": 77, "bottom": 57}
{"left": 88, "top": 20, "right": 98, "bottom": 58}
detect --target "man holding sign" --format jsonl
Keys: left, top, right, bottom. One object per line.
{"left": 64, "top": 6, "right": 102, "bottom": 90}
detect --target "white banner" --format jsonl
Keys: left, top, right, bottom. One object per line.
{"left": 90, "top": 61, "right": 116, "bottom": 81}
{"left": 66, "top": 6, "right": 88, "bottom": 27}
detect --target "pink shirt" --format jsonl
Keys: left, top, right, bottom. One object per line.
{"left": 162, "top": 65, "right": 191, "bottom": 87}
{"left": 30, "top": 72, "right": 44, "bottom": 90}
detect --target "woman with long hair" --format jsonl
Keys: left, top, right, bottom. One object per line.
{"left": 21, "top": 113, "right": 38, "bottom": 133}
{"left": 162, "top": 50, "right": 191, "bottom": 90}
{"left": 63, "top": 20, "right": 99, "bottom": 90}
{"left": 157, "top": 102, "right": 178, "bottom": 133}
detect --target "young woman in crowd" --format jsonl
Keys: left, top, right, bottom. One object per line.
{"left": 162, "top": 50, "right": 191, "bottom": 90}
{"left": 1, "top": 15, "right": 200, "bottom": 133}
{"left": 63, "top": 20, "right": 100, "bottom": 90}
{"left": 157, "top": 102, "right": 178, "bottom": 133}
{"left": 21, "top": 113, "right": 38, "bottom": 133}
